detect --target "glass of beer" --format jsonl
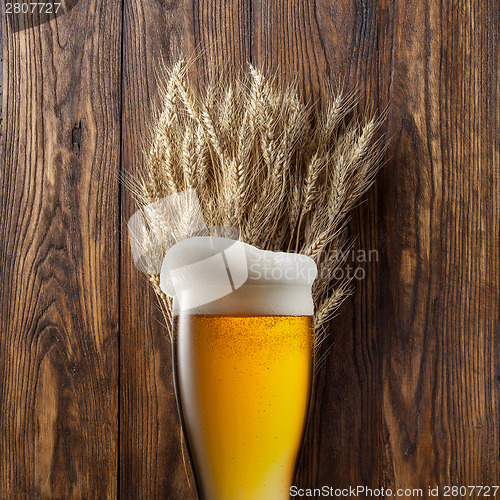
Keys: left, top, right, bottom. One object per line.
{"left": 162, "top": 237, "right": 317, "bottom": 500}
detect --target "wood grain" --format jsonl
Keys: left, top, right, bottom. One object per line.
{"left": 120, "top": 1, "right": 253, "bottom": 497}
{"left": 250, "top": 1, "right": 386, "bottom": 489}
{"left": 0, "top": 1, "right": 121, "bottom": 497}
{"left": 375, "top": 0, "right": 500, "bottom": 486}
{"left": 1, "top": 0, "right": 498, "bottom": 497}
{"left": 120, "top": 1, "right": 196, "bottom": 498}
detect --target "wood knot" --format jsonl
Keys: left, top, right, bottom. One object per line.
{"left": 72, "top": 121, "right": 82, "bottom": 154}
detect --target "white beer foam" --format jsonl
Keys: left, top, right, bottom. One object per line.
{"left": 160, "top": 237, "right": 317, "bottom": 315}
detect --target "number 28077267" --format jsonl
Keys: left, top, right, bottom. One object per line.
{"left": 5, "top": 3, "right": 62, "bottom": 14}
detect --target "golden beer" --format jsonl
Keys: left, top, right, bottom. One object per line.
{"left": 173, "top": 314, "right": 314, "bottom": 500}
{"left": 162, "top": 237, "right": 318, "bottom": 500}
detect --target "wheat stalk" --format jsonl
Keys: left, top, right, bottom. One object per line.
{"left": 129, "top": 59, "right": 386, "bottom": 345}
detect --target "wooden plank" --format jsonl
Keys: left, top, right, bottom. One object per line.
{"left": 376, "top": 0, "right": 500, "bottom": 487}
{"left": 0, "top": 12, "right": 3, "bottom": 141}
{"left": 251, "top": 0, "right": 387, "bottom": 489}
{"left": 120, "top": 0, "right": 255, "bottom": 494}
{"left": 120, "top": 2, "right": 192, "bottom": 496}
{"left": 0, "top": 1, "right": 121, "bottom": 497}
{"left": 120, "top": 1, "right": 253, "bottom": 497}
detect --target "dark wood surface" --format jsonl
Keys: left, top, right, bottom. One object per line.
{"left": 0, "top": 1, "right": 121, "bottom": 497}
{"left": 1, "top": 0, "right": 499, "bottom": 498}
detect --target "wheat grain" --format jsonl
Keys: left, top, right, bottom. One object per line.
{"left": 129, "top": 60, "right": 385, "bottom": 351}
{"left": 314, "top": 282, "right": 352, "bottom": 329}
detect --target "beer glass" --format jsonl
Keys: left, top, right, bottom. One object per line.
{"left": 164, "top": 237, "right": 317, "bottom": 500}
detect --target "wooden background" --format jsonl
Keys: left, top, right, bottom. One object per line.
{"left": 1, "top": 0, "right": 499, "bottom": 498}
